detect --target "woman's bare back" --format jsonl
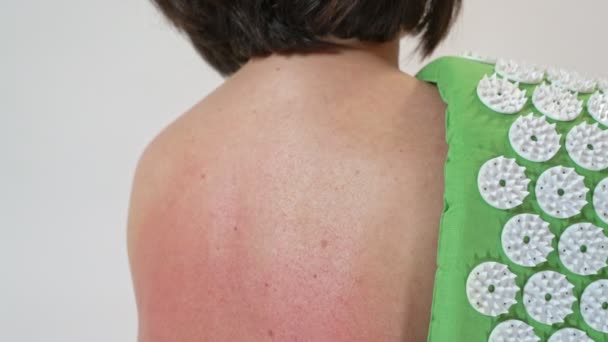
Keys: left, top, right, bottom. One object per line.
{"left": 127, "top": 51, "right": 447, "bottom": 341}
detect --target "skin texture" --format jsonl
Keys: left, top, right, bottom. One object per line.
{"left": 127, "top": 38, "right": 447, "bottom": 341}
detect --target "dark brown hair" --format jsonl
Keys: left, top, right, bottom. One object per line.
{"left": 151, "top": 0, "right": 462, "bottom": 75}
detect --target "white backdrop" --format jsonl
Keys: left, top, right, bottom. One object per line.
{"left": 2, "top": 1, "right": 607, "bottom": 341}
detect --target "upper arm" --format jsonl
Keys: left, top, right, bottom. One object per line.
{"left": 127, "top": 135, "right": 165, "bottom": 256}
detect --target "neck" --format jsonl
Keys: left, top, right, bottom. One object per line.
{"left": 320, "top": 36, "right": 402, "bottom": 68}
{"left": 237, "top": 38, "right": 402, "bottom": 78}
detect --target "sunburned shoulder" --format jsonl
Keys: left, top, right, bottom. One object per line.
{"left": 127, "top": 68, "right": 450, "bottom": 341}
{"left": 128, "top": 60, "right": 450, "bottom": 239}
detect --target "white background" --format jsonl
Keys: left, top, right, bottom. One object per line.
{"left": 2, "top": 1, "right": 607, "bottom": 341}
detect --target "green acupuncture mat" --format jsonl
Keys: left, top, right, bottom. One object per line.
{"left": 415, "top": 55, "right": 608, "bottom": 342}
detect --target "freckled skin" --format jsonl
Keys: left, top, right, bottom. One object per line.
{"left": 128, "top": 50, "right": 446, "bottom": 341}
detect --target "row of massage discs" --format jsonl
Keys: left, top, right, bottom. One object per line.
{"left": 462, "top": 53, "right": 608, "bottom": 342}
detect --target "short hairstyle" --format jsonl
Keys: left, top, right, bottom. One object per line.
{"left": 151, "top": 0, "right": 462, "bottom": 76}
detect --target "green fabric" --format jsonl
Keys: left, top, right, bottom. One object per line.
{"left": 415, "top": 56, "right": 607, "bottom": 341}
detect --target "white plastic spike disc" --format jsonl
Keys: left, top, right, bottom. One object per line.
{"left": 558, "top": 222, "right": 608, "bottom": 276}
{"left": 547, "top": 328, "right": 594, "bottom": 342}
{"left": 489, "top": 320, "right": 540, "bottom": 342}
{"left": 587, "top": 91, "right": 608, "bottom": 127}
{"left": 523, "top": 271, "right": 576, "bottom": 325}
{"left": 477, "top": 74, "right": 528, "bottom": 114}
{"left": 509, "top": 113, "right": 561, "bottom": 162}
{"left": 466, "top": 261, "right": 519, "bottom": 316}
{"left": 535, "top": 166, "right": 589, "bottom": 219}
{"left": 532, "top": 82, "right": 583, "bottom": 121}
{"left": 565, "top": 121, "right": 608, "bottom": 171}
{"left": 460, "top": 50, "right": 497, "bottom": 64}
{"left": 593, "top": 177, "right": 608, "bottom": 225}
{"left": 547, "top": 68, "right": 597, "bottom": 94}
{"left": 501, "top": 214, "right": 554, "bottom": 267}
{"left": 478, "top": 156, "right": 530, "bottom": 210}
{"left": 495, "top": 59, "right": 545, "bottom": 84}
{"left": 580, "top": 279, "right": 608, "bottom": 333}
